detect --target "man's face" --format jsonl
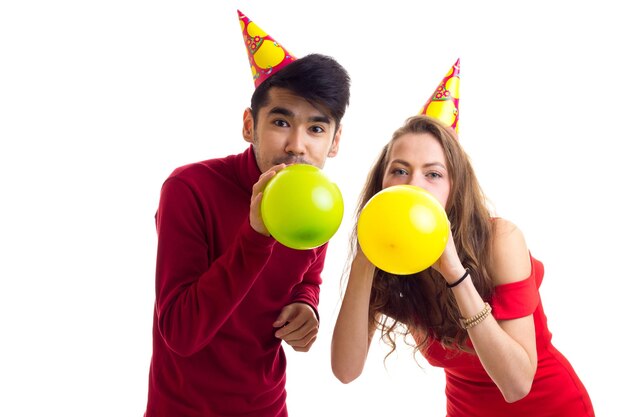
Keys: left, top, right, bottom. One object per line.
{"left": 242, "top": 87, "right": 342, "bottom": 173}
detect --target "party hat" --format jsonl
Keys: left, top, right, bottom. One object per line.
{"left": 419, "top": 59, "right": 460, "bottom": 132}
{"left": 238, "top": 10, "right": 297, "bottom": 88}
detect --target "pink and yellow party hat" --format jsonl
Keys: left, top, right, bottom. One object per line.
{"left": 419, "top": 59, "right": 460, "bottom": 132}
{"left": 238, "top": 10, "right": 297, "bottom": 88}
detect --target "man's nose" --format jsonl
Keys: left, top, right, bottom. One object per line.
{"left": 284, "top": 129, "right": 306, "bottom": 155}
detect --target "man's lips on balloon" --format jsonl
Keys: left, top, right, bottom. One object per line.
{"left": 274, "top": 156, "right": 310, "bottom": 166}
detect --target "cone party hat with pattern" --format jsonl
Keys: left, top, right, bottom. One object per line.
{"left": 419, "top": 59, "right": 460, "bottom": 132}
{"left": 238, "top": 10, "right": 297, "bottom": 89}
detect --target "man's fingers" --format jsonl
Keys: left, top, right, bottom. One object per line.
{"left": 277, "top": 323, "right": 318, "bottom": 344}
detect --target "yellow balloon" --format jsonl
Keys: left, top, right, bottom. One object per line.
{"left": 357, "top": 185, "right": 449, "bottom": 275}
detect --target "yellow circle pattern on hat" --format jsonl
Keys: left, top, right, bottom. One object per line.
{"left": 420, "top": 59, "right": 461, "bottom": 132}
{"left": 238, "top": 10, "right": 297, "bottom": 89}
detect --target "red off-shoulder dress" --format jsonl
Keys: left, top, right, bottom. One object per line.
{"left": 419, "top": 255, "right": 595, "bottom": 417}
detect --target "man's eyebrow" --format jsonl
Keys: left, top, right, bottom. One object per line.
{"left": 268, "top": 107, "right": 331, "bottom": 124}
{"left": 309, "top": 115, "right": 331, "bottom": 124}
{"left": 268, "top": 107, "right": 294, "bottom": 117}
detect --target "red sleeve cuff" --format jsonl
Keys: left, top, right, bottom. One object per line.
{"left": 240, "top": 219, "right": 276, "bottom": 248}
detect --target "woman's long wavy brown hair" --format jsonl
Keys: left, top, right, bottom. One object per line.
{"left": 347, "top": 115, "right": 495, "bottom": 356}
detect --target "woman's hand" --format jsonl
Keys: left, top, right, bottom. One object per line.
{"left": 431, "top": 227, "right": 465, "bottom": 284}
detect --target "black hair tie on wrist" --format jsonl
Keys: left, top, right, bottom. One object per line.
{"left": 447, "top": 268, "right": 470, "bottom": 288}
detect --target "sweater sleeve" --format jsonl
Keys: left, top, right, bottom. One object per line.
{"left": 154, "top": 176, "right": 276, "bottom": 357}
{"left": 288, "top": 243, "right": 327, "bottom": 320}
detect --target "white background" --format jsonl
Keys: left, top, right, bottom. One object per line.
{"left": 1, "top": 1, "right": 623, "bottom": 416}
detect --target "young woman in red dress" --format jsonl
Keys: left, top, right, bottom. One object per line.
{"left": 331, "top": 115, "right": 594, "bottom": 417}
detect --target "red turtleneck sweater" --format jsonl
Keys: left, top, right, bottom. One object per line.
{"left": 145, "top": 146, "right": 326, "bottom": 417}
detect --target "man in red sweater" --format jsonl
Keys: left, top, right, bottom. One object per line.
{"left": 143, "top": 11, "right": 351, "bottom": 417}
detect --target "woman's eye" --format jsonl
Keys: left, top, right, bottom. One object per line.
{"left": 426, "top": 172, "right": 442, "bottom": 179}
{"left": 391, "top": 168, "right": 408, "bottom": 175}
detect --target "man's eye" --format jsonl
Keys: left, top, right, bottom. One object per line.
{"left": 273, "top": 120, "right": 289, "bottom": 127}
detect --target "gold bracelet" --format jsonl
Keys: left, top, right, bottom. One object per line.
{"left": 460, "top": 302, "right": 492, "bottom": 329}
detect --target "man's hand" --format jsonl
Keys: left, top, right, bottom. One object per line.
{"left": 273, "top": 303, "right": 319, "bottom": 352}
{"left": 250, "top": 164, "right": 286, "bottom": 236}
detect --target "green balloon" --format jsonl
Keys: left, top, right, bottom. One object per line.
{"left": 261, "top": 164, "right": 344, "bottom": 250}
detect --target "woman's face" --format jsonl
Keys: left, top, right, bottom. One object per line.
{"left": 382, "top": 132, "right": 451, "bottom": 208}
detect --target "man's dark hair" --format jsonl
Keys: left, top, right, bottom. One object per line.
{"left": 250, "top": 53, "right": 351, "bottom": 129}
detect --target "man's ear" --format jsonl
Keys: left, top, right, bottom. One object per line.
{"left": 242, "top": 108, "right": 254, "bottom": 143}
{"left": 327, "top": 125, "right": 342, "bottom": 158}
